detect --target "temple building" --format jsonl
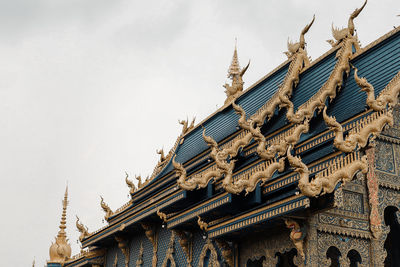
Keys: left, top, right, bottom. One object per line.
{"left": 45, "top": 1, "right": 400, "bottom": 266}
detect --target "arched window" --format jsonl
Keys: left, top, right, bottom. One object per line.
{"left": 384, "top": 206, "right": 400, "bottom": 267}
{"left": 246, "top": 256, "right": 265, "bottom": 267}
{"left": 275, "top": 248, "right": 297, "bottom": 267}
{"left": 326, "top": 246, "right": 341, "bottom": 267}
{"left": 347, "top": 249, "right": 362, "bottom": 267}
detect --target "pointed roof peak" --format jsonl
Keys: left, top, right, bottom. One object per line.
{"left": 228, "top": 39, "right": 241, "bottom": 77}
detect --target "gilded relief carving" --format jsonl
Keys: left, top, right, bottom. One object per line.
{"left": 323, "top": 107, "right": 394, "bottom": 153}
{"left": 376, "top": 141, "right": 395, "bottom": 173}
{"left": 355, "top": 67, "right": 400, "bottom": 111}
{"left": 288, "top": 147, "right": 368, "bottom": 197}
{"left": 162, "top": 232, "right": 176, "bottom": 267}
{"left": 173, "top": 230, "right": 193, "bottom": 266}
{"left": 140, "top": 223, "right": 158, "bottom": 267}
{"left": 136, "top": 242, "right": 144, "bottom": 267}
{"left": 198, "top": 239, "right": 220, "bottom": 267}
{"left": 285, "top": 219, "right": 306, "bottom": 267}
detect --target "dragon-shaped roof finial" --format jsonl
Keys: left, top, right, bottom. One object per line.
{"left": 125, "top": 171, "right": 136, "bottom": 194}
{"left": 223, "top": 41, "right": 250, "bottom": 105}
{"left": 49, "top": 186, "right": 72, "bottom": 263}
{"left": 76, "top": 215, "right": 90, "bottom": 242}
{"left": 286, "top": 15, "right": 315, "bottom": 58}
{"left": 327, "top": 0, "right": 367, "bottom": 46}
{"left": 100, "top": 195, "right": 113, "bottom": 222}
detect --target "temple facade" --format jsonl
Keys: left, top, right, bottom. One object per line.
{"left": 45, "top": 1, "right": 400, "bottom": 266}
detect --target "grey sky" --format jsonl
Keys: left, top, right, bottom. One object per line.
{"left": 0, "top": 0, "right": 398, "bottom": 265}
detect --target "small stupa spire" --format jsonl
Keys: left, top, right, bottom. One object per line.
{"left": 227, "top": 38, "right": 241, "bottom": 77}
{"left": 223, "top": 39, "right": 250, "bottom": 104}
{"left": 48, "top": 185, "right": 72, "bottom": 263}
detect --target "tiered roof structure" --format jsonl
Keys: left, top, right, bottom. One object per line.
{"left": 46, "top": 1, "right": 400, "bottom": 266}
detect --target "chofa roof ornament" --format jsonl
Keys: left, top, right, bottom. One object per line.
{"left": 327, "top": 0, "right": 367, "bottom": 47}
{"left": 285, "top": 14, "right": 315, "bottom": 58}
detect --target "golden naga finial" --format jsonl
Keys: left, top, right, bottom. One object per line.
{"left": 49, "top": 186, "right": 72, "bottom": 263}
{"left": 136, "top": 175, "right": 143, "bottom": 189}
{"left": 100, "top": 196, "right": 113, "bottom": 222}
{"left": 285, "top": 15, "right": 315, "bottom": 58}
{"left": 156, "top": 148, "right": 166, "bottom": 162}
{"left": 125, "top": 172, "right": 136, "bottom": 194}
{"left": 179, "top": 117, "right": 196, "bottom": 135}
{"left": 197, "top": 216, "right": 208, "bottom": 232}
{"left": 76, "top": 215, "right": 90, "bottom": 242}
{"left": 157, "top": 209, "right": 168, "bottom": 223}
{"left": 223, "top": 42, "right": 250, "bottom": 105}
{"left": 327, "top": 0, "right": 367, "bottom": 46}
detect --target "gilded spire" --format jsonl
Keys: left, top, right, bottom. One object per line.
{"left": 223, "top": 40, "right": 250, "bottom": 104}
{"left": 49, "top": 186, "right": 72, "bottom": 263}
{"left": 227, "top": 41, "right": 241, "bottom": 77}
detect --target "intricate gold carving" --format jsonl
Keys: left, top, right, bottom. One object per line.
{"left": 198, "top": 239, "right": 220, "bottom": 267}
{"left": 323, "top": 107, "right": 394, "bottom": 152}
{"left": 223, "top": 44, "right": 250, "bottom": 104}
{"left": 253, "top": 120, "right": 309, "bottom": 160}
{"left": 285, "top": 15, "right": 315, "bottom": 58}
{"left": 115, "top": 236, "right": 130, "bottom": 267}
{"left": 215, "top": 239, "right": 234, "bottom": 267}
{"left": 140, "top": 223, "right": 158, "bottom": 267}
{"left": 156, "top": 209, "right": 167, "bottom": 224}
{"left": 179, "top": 117, "right": 196, "bottom": 135}
{"left": 251, "top": 16, "right": 314, "bottom": 126}
{"left": 222, "top": 157, "right": 286, "bottom": 195}
{"left": 75, "top": 216, "right": 90, "bottom": 242}
{"left": 288, "top": 147, "right": 368, "bottom": 197}
{"left": 162, "top": 232, "right": 176, "bottom": 267}
{"left": 125, "top": 172, "right": 136, "bottom": 194}
{"left": 100, "top": 196, "right": 113, "bottom": 222}
{"left": 49, "top": 186, "right": 72, "bottom": 263}
{"left": 157, "top": 148, "right": 166, "bottom": 162}
{"left": 197, "top": 216, "right": 209, "bottom": 232}
{"left": 136, "top": 242, "right": 144, "bottom": 267}
{"left": 355, "top": 67, "right": 400, "bottom": 111}
{"left": 284, "top": 219, "right": 306, "bottom": 267}
{"left": 173, "top": 230, "right": 193, "bottom": 266}
{"left": 282, "top": 18, "right": 359, "bottom": 124}
{"left": 365, "top": 148, "right": 382, "bottom": 239}
{"left": 327, "top": 0, "right": 367, "bottom": 47}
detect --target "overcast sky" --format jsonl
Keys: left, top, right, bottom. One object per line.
{"left": 0, "top": 0, "right": 398, "bottom": 266}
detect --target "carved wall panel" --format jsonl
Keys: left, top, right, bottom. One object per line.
{"left": 316, "top": 231, "right": 370, "bottom": 266}
{"left": 376, "top": 141, "right": 396, "bottom": 173}
{"left": 239, "top": 228, "right": 300, "bottom": 267}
